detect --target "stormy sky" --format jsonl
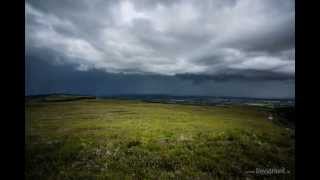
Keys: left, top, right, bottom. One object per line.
{"left": 25, "top": 0, "right": 295, "bottom": 98}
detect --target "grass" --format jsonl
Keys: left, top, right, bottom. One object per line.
{"left": 25, "top": 98, "right": 294, "bottom": 179}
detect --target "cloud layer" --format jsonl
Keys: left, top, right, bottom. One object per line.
{"left": 26, "top": 55, "right": 295, "bottom": 98}
{"left": 26, "top": 0, "right": 294, "bottom": 79}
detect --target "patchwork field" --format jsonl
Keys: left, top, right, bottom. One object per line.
{"left": 25, "top": 98, "right": 294, "bottom": 179}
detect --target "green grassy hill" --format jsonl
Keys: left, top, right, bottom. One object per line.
{"left": 25, "top": 98, "right": 294, "bottom": 179}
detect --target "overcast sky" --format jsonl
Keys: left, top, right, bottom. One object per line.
{"left": 26, "top": 0, "right": 295, "bottom": 98}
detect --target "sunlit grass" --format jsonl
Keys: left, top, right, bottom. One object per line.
{"left": 26, "top": 99, "right": 294, "bottom": 179}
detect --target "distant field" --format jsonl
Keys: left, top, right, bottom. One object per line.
{"left": 25, "top": 97, "right": 294, "bottom": 179}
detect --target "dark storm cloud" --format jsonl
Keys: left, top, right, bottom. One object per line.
{"left": 221, "top": 18, "right": 295, "bottom": 54}
{"left": 26, "top": 54, "right": 294, "bottom": 98}
{"left": 176, "top": 70, "right": 294, "bottom": 84}
{"left": 26, "top": 0, "right": 294, "bottom": 76}
{"left": 26, "top": 0, "right": 294, "bottom": 97}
